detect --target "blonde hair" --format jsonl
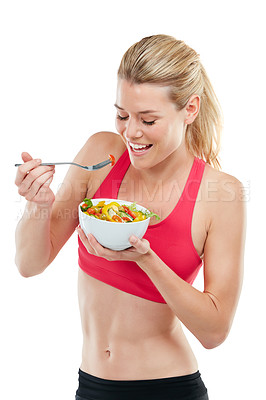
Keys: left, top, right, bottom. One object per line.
{"left": 117, "top": 34, "right": 223, "bottom": 170}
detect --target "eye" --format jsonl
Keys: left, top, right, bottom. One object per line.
{"left": 116, "top": 114, "right": 128, "bottom": 121}
{"left": 116, "top": 114, "right": 156, "bottom": 126}
{"left": 142, "top": 120, "right": 156, "bottom": 126}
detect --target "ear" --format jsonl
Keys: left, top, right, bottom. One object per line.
{"left": 184, "top": 95, "right": 200, "bottom": 124}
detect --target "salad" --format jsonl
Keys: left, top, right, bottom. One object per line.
{"left": 80, "top": 198, "right": 160, "bottom": 223}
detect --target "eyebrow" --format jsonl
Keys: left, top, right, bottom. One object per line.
{"left": 114, "top": 103, "right": 158, "bottom": 114}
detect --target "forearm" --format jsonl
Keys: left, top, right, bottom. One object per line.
{"left": 15, "top": 201, "right": 53, "bottom": 277}
{"left": 138, "top": 250, "right": 226, "bottom": 349}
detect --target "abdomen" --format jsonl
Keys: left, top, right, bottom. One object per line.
{"left": 78, "top": 268, "right": 198, "bottom": 379}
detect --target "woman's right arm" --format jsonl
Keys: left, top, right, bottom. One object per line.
{"left": 15, "top": 154, "right": 56, "bottom": 277}
{"left": 15, "top": 131, "right": 125, "bottom": 277}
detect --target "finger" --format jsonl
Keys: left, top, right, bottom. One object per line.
{"left": 18, "top": 166, "right": 55, "bottom": 196}
{"left": 21, "top": 152, "right": 33, "bottom": 163}
{"left": 87, "top": 234, "right": 122, "bottom": 260}
{"left": 19, "top": 165, "right": 55, "bottom": 190}
{"left": 24, "top": 170, "right": 55, "bottom": 201}
{"left": 43, "top": 176, "right": 53, "bottom": 187}
{"left": 76, "top": 227, "right": 96, "bottom": 255}
{"left": 129, "top": 236, "right": 150, "bottom": 254}
{"left": 15, "top": 158, "right": 43, "bottom": 186}
{"left": 77, "top": 229, "right": 117, "bottom": 260}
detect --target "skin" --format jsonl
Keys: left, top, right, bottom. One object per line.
{"left": 15, "top": 79, "right": 246, "bottom": 380}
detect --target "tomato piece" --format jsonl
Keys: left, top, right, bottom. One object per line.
{"left": 123, "top": 206, "right": 136, "bottom": 219}
{"left": 112, "top": 215, "right": 123, "bottom": 222}
{"left": 122, "top": 216, "right": 131, "bottom": 222}
{"left": 108, "top": 154, "right": 116, "bottom": 166}
{"left": 87, "top": 208, "right": 96, "bottom": 215}
{"left": 81, "top": 203, "right": 90, "bottom": 211}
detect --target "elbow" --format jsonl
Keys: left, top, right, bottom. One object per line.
{"left": 15, "top": 255, "right": 28, "bottom": 278}
{"left": 17, "top": 268, "right": 36, "bottom": 278}
{"left": 15, "top": 256, "right": 46, "bottom": 278}
{"left": 16, "top": 261, "right": 35, "bottom": 278}
{"left": 17, "top": 265, "right": 45, "bottom": 278}
{"left": 201, "top": 328, "right": 230, "bottom": 350}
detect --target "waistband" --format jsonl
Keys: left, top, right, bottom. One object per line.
{"left": 77, "top": 369, "right": 208, "bottom": 400}
{"left": 78, "top": 368, "right": 201, "bottom": 386}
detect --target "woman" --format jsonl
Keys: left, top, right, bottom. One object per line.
{"left": 15, "top": 35, "right": 246, "bottom": 399}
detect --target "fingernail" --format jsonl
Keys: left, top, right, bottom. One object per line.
{"left": 36, "top": 159, "right": 42, "bottom": 163}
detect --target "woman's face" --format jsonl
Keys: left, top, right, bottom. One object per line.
{"left": 115, "top": 79, "right": 190, "bottom": 170}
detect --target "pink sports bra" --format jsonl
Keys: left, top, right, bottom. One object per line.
{"left": 78, "top": 150, "right": 206, "bottom": 303}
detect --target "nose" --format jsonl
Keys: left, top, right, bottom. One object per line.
{"left": 124, "top": 118, "right": 143, "bottom": 142}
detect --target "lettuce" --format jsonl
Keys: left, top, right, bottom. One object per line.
{"left": 80, "top": 198, "right": 93, "bottom": 211}
{"left": 125, "top": 202, "right": 160, "bottom": 220}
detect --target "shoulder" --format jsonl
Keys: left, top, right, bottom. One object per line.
{"left": 203, "top": 162, "right": 245, "bottom": 200}
{"left": 201, "top": 163, "right": 247, "bottom": 230}
{"left": 202, "top": 163, "right": 247, "bottom": 231}
{"left": 75, "top": 131, "right": 126, "bottom": 197}
{"left": 78, "top": 131, "right": 126, "bottom": 164}
{"left": 56, "top": 131, "right": 126, "bottom": 200}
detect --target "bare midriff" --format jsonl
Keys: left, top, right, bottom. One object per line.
{"left": 78, "top": 268, "right": 198, "bottom": 380}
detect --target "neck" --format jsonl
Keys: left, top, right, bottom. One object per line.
{"left": 137, "top": 145, "right": 195, "bottom": 188}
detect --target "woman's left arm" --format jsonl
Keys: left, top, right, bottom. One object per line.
{"left": 77, "top": 177, "right": 247, "bottom": 349}
{"left": 137, "top": 177, "right": 247, "bottom": 349}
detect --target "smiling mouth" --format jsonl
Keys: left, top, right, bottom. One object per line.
{"left": 128, "top": 142, "right": 153, "bottom": 153}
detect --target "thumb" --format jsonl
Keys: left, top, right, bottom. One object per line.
{"left": 129, "top": 236, "right": 150, "bottom": 254}
{"left": 21, "top": 152, "right": 33, "bottom": 163}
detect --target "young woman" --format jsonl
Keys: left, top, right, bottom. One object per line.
{"left": 15, "top": 34, "right": 246, "bottom": 400}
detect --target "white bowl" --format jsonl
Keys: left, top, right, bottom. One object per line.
{"left": 78, "top": 198, "right": 151, "bottom": 250}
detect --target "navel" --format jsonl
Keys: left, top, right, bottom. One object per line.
{"left": 105, "top": 348, "right": 111, "bottom": 357}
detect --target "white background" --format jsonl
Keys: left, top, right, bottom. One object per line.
{"left": 1, "top": 0, "right": 265, "bottom": 398}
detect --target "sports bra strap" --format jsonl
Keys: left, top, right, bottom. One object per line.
{"left": 177, "top": 157, "right": 206, "bottom": 236}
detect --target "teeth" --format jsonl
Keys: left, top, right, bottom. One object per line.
{"left": 130, "top": 142, "right": 151, "bottom": 150}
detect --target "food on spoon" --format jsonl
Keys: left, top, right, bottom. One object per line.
{"left": 80, "top": 198, "right": 160, "bottom": 223}
{"left": 108, "top": 154, "right": 115, "bottom": 166}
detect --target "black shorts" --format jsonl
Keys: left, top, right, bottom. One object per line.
{"left": 75, "top": 368, "right": 209, "bottom": 400}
